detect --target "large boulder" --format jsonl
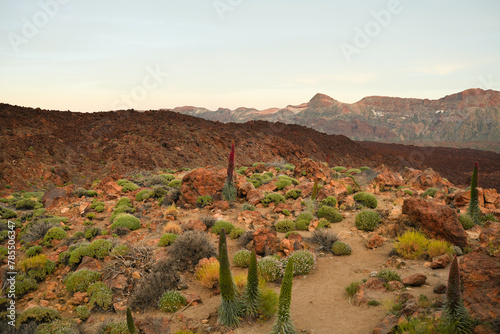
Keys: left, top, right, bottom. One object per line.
{"left": 405, "top": 168, "right": 451, "bottom": 190}
{"left": 402, "top": 198, "right": 468, "bottom": 248}
{"left": 460, "top": 223, "right": 500, "bottom": 322}
{"left": 178, "top": 167, "right": 227, "bottom": 207}
{"left": 250, "top": 228, "right": 279, "bottom": 256}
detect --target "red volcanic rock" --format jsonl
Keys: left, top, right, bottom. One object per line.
{"left": 406, "top": 168, "right": 451, "bottom": 190}
{"left": 373, "top": 166, "right": 404, "bottom": 188}
{"left": 251, "top": 228, "right": 279, "bottom": 256}
{"left": 453, "top": 188, "right": 485, "bottom": 207}
{"left": 366, "top": 234, "right": 385, "bottom": 249}
{"left": 246, "top": 189, "right": 265, "bottom": 206}
{"left": 76, "top": 256, "right": 101, "bottom": 272}
{"left": 183, "top": 219, "right": 207, "bottom": 232}
{"left": 178, "top": 167, "right": 227, "bottom": 207}
{"left": 280, "top": 238, "right": 302, "bottom": 256}
{"left": 363, "top": 277, "right": 386, "bottom": 291}
{"left": 483, "top": 188, "right": 499, "bottom": 204}
{"left": 372, "top": 314, "right": 399, "bottom": 334}
{"left": 402, "top": 273, "right": 427, "bottom": 286}
{"left": 431, "top": 254, "right": 452, "bottom": 269}
{"left": 402, "top": 198, "right": 468, "bottom": 248}
{"left": 460, "top": 243, "right": 500, "bottom": 322}
{"left": 294, "top": 158, "right": 330, "bottom": 183}
{"left": 238, "top": 210, "right": 268, "bottom": 230}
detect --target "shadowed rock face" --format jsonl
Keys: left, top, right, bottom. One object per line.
{"left": 402, "top": 198, "right": 468, "bottom": 248}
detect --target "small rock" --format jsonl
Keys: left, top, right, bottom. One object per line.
{"left": 385, "top": 256, "right": 406, "bottom": 269}
{"left": 431, "top": 254, "right": 452, "bottom": 269}
{"left": 369, "top": 271, "right": 378, "bottom": 277}
{"left": 372, "top": 313, "right": 400, "bottom": 334}
{"left": 132, "top": 271, "right": 141, "bottom": 280}
{"left": 402, "top": 273, "right": 427, "bottom": 286}
{"left": 452, "top": 246, "right": 463, "bottom": 256}
{"left": 67, "top": 292, "right": 88, "bottom": 306}
{"left": 39, "top": 300, "right": 50, "bottom": 307}
{"left": 387, "top": 281, "right": 405, "bottom": 291}
{"left": 401, "top": 300, "right": 418, "bottom": 316}
{"left": 366, "top": 234, "right": 385, "bottom": 249}
{"left": 433, "top": 283, "right": 447, "bottom": 294}
{"left": 363, "top": 278, "right": 386, "bottom": 291}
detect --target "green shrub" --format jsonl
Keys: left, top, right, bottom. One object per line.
{"left": 17, "top": 306, "right": 61, "bottom": 325}
{"left": 316, "top": 206, "right": 343, "bottom": 223}
{"left": 86, "top": 212, "right": 96, "bottom": 220}
{"left": 75, "top": 305, "right": 90, "bottom": 320}
{"left": 283, "top": 250, "right": 316, "bottom": 276}
{"left": 347, "top": 168, "right": 361, "bottom": 174}
{"left": 229, "top": 227, "right": 245, "bottom": 239}
{"left": 403, "top": 189, "right": 414, "bottom": 196}
{"left": 259, "top": 283, "right": 279, "bottom": 320}
{"left": 422, "top": 187, "right": 439, "bottom": 198}
{"left": 168, "top": 179, "right": 182, "bottom": 188}
{"left": 285, "top": 189, "right": 302, "bottom": 199}
{"left": 88, "top": 282, "right": 113, "bottom": 310}
{"left": 295, "top": 219, "right": 309, "bottom": 231}
{"left": 332, "top": 166, "right": 347, "bottom": 172}
{"left": 158, "top": 233, "right": 178, "bottom": 246}
{"left": 15, "top": 273, "right": 38, "bottom": 298}
{"left": 36, "top": 319, "right": 79, "bottom": 333}
{"left": 345, "top": 280, "right": 362, "bottom": 298}
{"left": 84, "top": 227, "right": 101, "bottom": 240}
{"left": 353, "top": 192, "right": 378, "bottom": 209}
{"left": 241, "top": 203, "right": 256, "bottom": 211}
{"left": 117, "top": 179, "right": 139, "bottom": 193}
{"left": 158, "top": 290, "right": 186, "bottom": 313}
{"left": 88, "top": 239, "right": 114, "bottom": 258}
{"left": 233, "top": 249, "right": 251, "bottom": 268}
{"left": 317, "top": 218, "right": 330, "bottom": 229}
{"left": 331, "top": 241, "right": 352, "bottom": 256}
{"left": 320, "top": 196, "right": 337, "bottom": 207}
{"left": 285, "top": 231, "right": 300, "bottom": 239}
{"left": 65, "top": 269, "right": 101, "bottom": 293}
{"left": 376, "top": 269, "right": 401, "bottom": 282}
{"left": 296, "top": 211, "right": 314, "bottom": 223}
{"left": 274, "top": 219, "right": 295, "bottom": 233}
{"left": 258, "top": 256, "right": 282, "bottom": 282}
{"left": 26, "top": 245, "right": 43, "bottom": 257}
{"left": 111, "top": 214, "right": 141, "bottom": 230}
{"left": 459, "top": 214, "right": 475, "bottom": 230}
{"left": 116, "top": 197, "right": 132, "bottom": 208}
{"left": 94, "top": 205, "right": 105, "bottom": 213}
{"left": 360, "top": 166, "right": 370, "bottom": 171}
{"left": 86, "top": 190, "right": 98, "bottom": 197}
{"left": 90, "top": 200, "right": 105, "bottom": 209}
{"left": 16, "top": 198, "right": 39, "bottom": 210}
{"left": 136, "top": 189, "right": 154, "bottom": 201}
{"left": 355, "top": 210, "right": 380, "bottom": 231}
{"left": 275, "top": 179, "right": 292, "bottom": 190}
{"left": 427, "top": 239, "right": 453, "bottom": 259}
{"left": 211, "top": 220, "right": 235, "bottom": 235}
{"left": 261, "top": 193, "right": 285, "bottom": 207}
{"left": 196, "top": 195, "right": 213, "bottom": 207}
{"left": 99, "top": 322, "right": 128, "bottom": 334}
{"left": 222, "top": 180, "right": 237, "bottom": 202}
{"left": 394, "top": 230, "right": 429, "bottom": 259}
{"left": 0, "top": 207, "right": 17, "bottom": 219}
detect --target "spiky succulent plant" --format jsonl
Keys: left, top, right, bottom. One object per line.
{"left": 244, "top": 250, "right": 261, "bottom": 317}
{"left": 218, "top": 228, "right": 243, "bottom": 327}
{"left": 223, "top": 143, "right": 237, "bottom": 202}
{"left": 270, "top": 258, "right": 297, "bottom": 334}
{"left": 467, "top": 161, "right": 482, "bottom": 225}
{"left": 126, "top": 307, "right": 137, "bottom": 334}
{"left": 443, "top": 256, "right": 477, "bottom": 334}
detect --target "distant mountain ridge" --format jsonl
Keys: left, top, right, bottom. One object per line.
{"left": 171, "top": 88, "right": 500, "bottom": 152}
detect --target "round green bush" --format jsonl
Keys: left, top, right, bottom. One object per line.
{"left": 355, "top": 210, "right": 380, "bottom": 231}
{"left": 241, "top": 203, "right": 256, "bottom": 211}
{"left": 136, "top": 189, "right": 154, "bottom": 201}
{"left": 64, "top": 269, "right": 101, "bottom": 293}
{"left": 36, "top": 319, "right": 79, "bottom": 334}
{"left": 88, "top": 282, "right": 113, "bottom": 310}
{"left": 17, "top": 306, "right": 61, "bottom": 325}
{"left": 43, "top": 227, "right": 67, "bottom": 243}
{"left": 261, "top": 193, "right": 285, "bottom": 207}
{"left": 229, "top": 227, "right": 245, "bottom": 239}
{"left": 158, "top": 290, "right": 186, "bottom": 313}
{"left": 116, "top": 197, "right": 132, "bottom": 208}
{"left": 376, "top": 269, "right": 401, "bottom": 282}
{"left": 211, "top": 220, "right": 235, "bottom": 235}
{"left": 316, "top": 206, "right": 343, "bottom": 223}
{"left": 15, "top": 199, "right": 37, "bottom": 210}
{"left": 321, "top": 196, "right": 338, "bottom": 207}
{"left": 168, "top": 179, "right": 182, "bottom": 188}
{"left": 274, "top": 219, "right": 295, "bottom": 233}
{"left": 94, "top": 205, "right": 105, "bottom": 213}
{"left": 285, "top": 189, "right": 302, "bottom": 199}
{"left": 26, "top": 245, "right": 43, "bottom": 257}
{"left": 317, "top": 218, "right": 331, "bottom": 229}
{"left": 332, "top": 166, "right": 347, "bottom": 173}
{"left": 84, "top": 227, "right": 101, "bottom": 240}
{"left": 296, "top": 211, "right": 314, "bottom": 223}
{"left": 159, "top": 233, "right": 178, "bottom": 247}
{"left": 196, "top": 195, "right": 213, "bottom": 207}
{"left": 403, "top": 190, "right": 414, "bottom": 196}
{"left": 353, "top": 192, "right": 378, "bottom": 209}
{"left": 258, "top": 256, "right": 282, "bottom": 282}
{"left": 15, "top": 273, "right": 38, "bottom": 298}
{"left": 75, "top": 305, "right": 90, "bottom": 320}
{"left": 87, "top": 239, "right": 114, "bottom": 258}
{"left": 233, "top": 249, "right": 251, "bottom": 268}
{"left": 422, "top": 187, "right": 439, "bottom": 198}
{"left": 295, "top": 219, "right": 310, "bottom": 231}
{"left": 283, "top": 250, "right": 316, "bottom": 276}
{"left": 347, "top": 168, "right": 361, "bottom": 174}
{"left": 275, "top": 179, "right": 292, "bottom": 190}
{"left": 111, "top": 214, "right": 141, "bottom": 231}
{"left": 459, "top": 214, "right": 475, "bottom": 230}
{"left": 332, "top": 241, "right": 352, "bottom": 256}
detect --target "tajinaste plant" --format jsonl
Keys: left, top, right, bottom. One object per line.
{"left": 467, "top": 161, "right": 482, "bottom": 225}
{"left": 244, "top": 249, "right": 261, "bottom": 317}
{"left": 270, "top": 258, "right": 297, "bottom": 334}
{"left": 222, "top": 143, "right": 237, "bottom": 202}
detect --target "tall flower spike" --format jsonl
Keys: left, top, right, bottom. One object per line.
{"left": 270, "top": 258, "right": 297, "bottom": 334}
{"left": 245, "top": 249, "right": 261, "bottom": 317}
{"left": 218, "top": 228, "right": 243, "bottom": 327}
{"left": 126, "top": 307, "right": 137, "bottom": 334}
{"left": 446, "top": 255, "right": 461, "bottom": 313}
{"left": 227, "top": 143, "right": 235, "bottom": 182}
{"left": 467, "top": 161, "right": 481, "bottom": 224}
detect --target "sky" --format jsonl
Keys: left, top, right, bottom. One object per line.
{"left": 0, "top": 0, "right": 499, "bottom": 112}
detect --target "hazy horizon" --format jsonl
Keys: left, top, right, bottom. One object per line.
{"left": 1, "top": 0, "right": 499, "bottom": 112}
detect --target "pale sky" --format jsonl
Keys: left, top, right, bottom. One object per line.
{"left": 0, "top": 0, "right": 499, "bottom": 112}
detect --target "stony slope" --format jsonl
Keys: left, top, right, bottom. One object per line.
{"left": 173, "top": 89, "right": 500, "bottom": 153}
